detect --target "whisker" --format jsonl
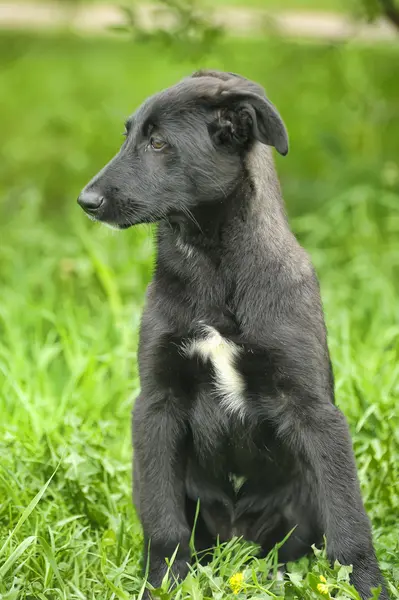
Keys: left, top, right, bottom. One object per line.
{"left": 182, "top": 206, "right": 203, "bottom": 234}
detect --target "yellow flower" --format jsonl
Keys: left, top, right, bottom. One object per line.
{"left": 319, "top": 575, "right": 327, "bottom": 583}
{"left": 317, "top": 582, "right": 329, "bottom": 595}
{"left": 229, "top": 572, "right": 244, "bottom": 594}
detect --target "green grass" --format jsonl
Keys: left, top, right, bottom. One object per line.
{"left": 0, "top": 32, "right": 398, "bottom": 599}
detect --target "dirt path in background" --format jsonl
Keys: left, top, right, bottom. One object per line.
{"left": 0, "top": 2, "right": 396, "bottom": 40}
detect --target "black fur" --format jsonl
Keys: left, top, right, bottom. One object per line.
{"left": 78, "top": 70, "right": 387, "bottom": 599}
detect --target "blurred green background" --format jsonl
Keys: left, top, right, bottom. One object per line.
{"left": 0, "top": 0, "right": 398, "bottom": 598}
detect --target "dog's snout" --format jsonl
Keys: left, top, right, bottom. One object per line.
{"left": 77, "top": 190, "right": 104, "bottom": 213}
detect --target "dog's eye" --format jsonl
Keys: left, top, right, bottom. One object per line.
{"left": 150, "top": 137, "right": 166, "bottom": 151}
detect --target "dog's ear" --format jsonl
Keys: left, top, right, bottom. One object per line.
{"left": 188, "top": 72, "right": 288, "bottom": 155}
{"left": 213, "top": 90, "right": 288, "bottom": 156}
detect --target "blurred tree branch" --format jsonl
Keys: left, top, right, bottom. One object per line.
{"left": 355, "top": 0, "right": 399, "bottom": 31}
{"left": 113, "top": 0, "right": 224, "bottom": 63}
{"left": 379, "top": 0, "right": 399, "bottom": 28}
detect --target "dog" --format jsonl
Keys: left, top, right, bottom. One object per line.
{"left": 78, "top": 70, "right": 387, "bottom": 599}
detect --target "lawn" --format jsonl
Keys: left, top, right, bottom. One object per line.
{"left": 0, "top": 31, "right": 398, "bottom": 599}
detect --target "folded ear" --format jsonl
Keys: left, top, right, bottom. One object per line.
{"left": 220, "top": 89, "right": 289, "bottom": 156}
{"left": 187, "top": 72, "right": 288, "bottom": 155}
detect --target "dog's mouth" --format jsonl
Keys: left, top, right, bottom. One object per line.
{"left": 77, "top": 191, "right": 141, "bottom": 230}
{"left": 77, "top": 190, "right": 165, "bottom": 230}
{"left": 118, "top": 222, "right": 133, "bottom": 230}
{"left": 84, "top": 211, "right": 154, "bottom": 230}
{"left": 100, "top": 211, "right": 162, "bottom": 229}
{"left": 87, "top": 214, "right": 135, "bottom": 230}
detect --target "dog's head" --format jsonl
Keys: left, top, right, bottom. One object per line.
{"left": 77, "top": 70, "right": 288, "bottom": 229}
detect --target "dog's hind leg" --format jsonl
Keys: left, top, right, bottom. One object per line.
{"left": 271, "top": 400, "right": 388, "bottom": 599}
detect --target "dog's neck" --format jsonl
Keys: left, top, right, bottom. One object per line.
{"left": 153, "top": 143, "right": 304, "bottom": 332}
{"left": 158, "top": 144, "right": 290, "bottom": 263}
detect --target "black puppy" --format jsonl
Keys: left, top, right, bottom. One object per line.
{"left": 78, "top": 70, "right": 387, "bottom": 599}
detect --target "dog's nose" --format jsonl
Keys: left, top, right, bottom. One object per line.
{"left": 77, "top": 190, "right": 104, "bottom": 212}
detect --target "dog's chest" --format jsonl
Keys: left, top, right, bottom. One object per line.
{"left": 148, "top": 321, "right": 281, "bottom": 452}
{"left": 182, "top": 325, "right": 246, "bottom": 419}
{"left": 147, "top": 321, "right": 285, "bottom": 470}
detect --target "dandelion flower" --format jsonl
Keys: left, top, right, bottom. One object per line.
{"left": 317, "top": 582, "right": 329, "bottom": 595}
{"left": 229, "top": 572, "right": 244, "bottom": 594}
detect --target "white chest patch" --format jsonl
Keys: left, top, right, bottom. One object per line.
{"left": 183, "top": 325, "right": 246, "bottom": 418}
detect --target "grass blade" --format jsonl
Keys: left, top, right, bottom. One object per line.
{"left": 0, "top": 535, "right": 36, "bottom": 578}
{"left": 0, "top": 467, "right": 57, "bottom": 557}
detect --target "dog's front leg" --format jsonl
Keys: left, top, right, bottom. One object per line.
{"left": 133, "top": 394, "right": 191, "bottom": 594}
